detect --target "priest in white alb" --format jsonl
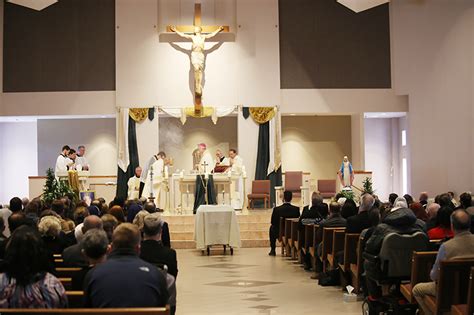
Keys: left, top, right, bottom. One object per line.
{"left": 142, "top": 152, "right": 167, "bottom": 205}
{"left": 127, "top": 166, "right": 142, "bottom": 200}
{"left": 228, "top": 148, "right": 245, "bottom": 209}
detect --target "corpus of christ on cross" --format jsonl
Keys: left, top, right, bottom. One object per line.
{"left": 167, "top": 3, "right": 229, "bottom": 115}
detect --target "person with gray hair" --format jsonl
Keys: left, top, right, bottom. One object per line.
{"left": 347, "top": 194, "right": 375, "bottom": 234}
{"left": 413, "top": 209, "right": 474, "bottom": 315}
{"left": 140, "top": 213, "right": 178, "bottom": 279}
{"left": 63, "top": 215, "right": 103, "bottom": 267}
{"left": 71, "top": 229, "right": 109, "bottom": 291}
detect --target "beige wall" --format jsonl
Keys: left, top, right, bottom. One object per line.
{"left": 159, "top": 116, "right": 238, "bottom": 172}
{"left": 391, "top": 0, "right": 474, "bottom": 195}
{"left": 281, "top": 116, "right": 352, "bottom": 183}
{"left": 37, "top": 119, "right": 117, "bottom": 176}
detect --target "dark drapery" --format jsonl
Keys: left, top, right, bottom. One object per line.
{"left": 116, "top": 117, "right": 139, "bottom": 200}
{"left": 254, "top": 122, "right": 282, "bottom": 207}
{"left": 193, "top": 175, "right": 217, "bottom": 213}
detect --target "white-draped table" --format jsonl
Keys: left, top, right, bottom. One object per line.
{"left": 194, "top": 205, "right": 241, "bottom": 254}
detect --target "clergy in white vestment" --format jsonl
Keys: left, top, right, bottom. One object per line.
{"left": 198, "top": 143, "right": 214, "bottom": 174}
{"left": 75, "top": 145, "right": 90, "bottom": 171}
{"left": 215, "top": 149, "right": 230, "bottom": 166}
{"left": 229, "top": 148, "right": 245, "bottom": 209}
{"left": 142, "top": 152, "right": 167, "bottom": 204}
{"left": 66, "top": 149, "right": 77, "bottom": 170}
{"left": 127, "top": 166, "right": 142, "bottom": 200}
{"left": 55, "top": 145, "right": 71, "bottom": 176}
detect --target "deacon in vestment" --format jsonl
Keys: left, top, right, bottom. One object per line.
{"left": 229, "top": 148, "right": 245, "bottom": 209}
{"left": 338, "top": 156, "right": 354, "bottom": 187}
{"left": 142, "top": 152, "right": 167, "bottom": 203}
{"left": 127, "top": 166, "right": 142, "bottom": 200}
{"left": 55, "top": 145, "right": 71, "bottom": 176}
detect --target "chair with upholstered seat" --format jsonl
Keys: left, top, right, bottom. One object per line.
{"left": 317, "top": 179, "right": 337, "bottom": 199}
{"left": 247, "top": 180, "right": 271, "bottom": 209}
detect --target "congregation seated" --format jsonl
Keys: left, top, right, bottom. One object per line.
{"left": 419, "top": 192, "right": 429, "bottom": 207}
{"left": 316, "top": 202, "right": 346, "bottom": 242}
{"left": 140, "top": 213, "right": 178, "bottom": 279}
{"left": 0, "top": 226, "right": 67, "bottom": 308}
{"left": 364, "top": 197, "right": 425, "bottom": 302}
{"left": 134, "top": 202, "right": 171, "bottom": 248}
{"left": 425, "top": 202, "right": 440, "bottom": 231}
{"left": 63, "top": 215, "right": 103, "bottom": 267}
{"left": 268, "top": 190, "right": 300, "bottom": 256}
{"left": 71, "top": 228, "right": 109, "bottom": 291}
{"left": 341, "top": 198, "right": 358, "bottom": 219}
{"left": 83, "top": 223, "right": 169, "bottom": 308}
{"left": 108, "top": 205, "right": 126, "bottom": 224}
{"left": 427, "top": 206, "right": 454, "bottom": 240}
{"left": 413, "top": 209, "right": 474, "bottom": 315}
{"left": 410, "top": 202, "right": 428, "bottom": 222}
{"left": 298, "top": 192, "right": 327, "bottom": 228}
{"left": 127, "top": 201, "right": 143, "bottom": 223}
{"left": 73, "top": 206, "right": 90, "bottom": 243}
{"left": 38, "top": 215, "right": 68, "bottom": 255}
{"left": 101, "top": 214, "right": 119, "bottom": 243}
{"left": 61, "top": 218, "right": 77, "bottom": 247}
{"left": 457, "top": 192, "right": 472, "bottom": 210}
{"left": 0, "top": 217, "right": 7, "bottom": 259}
{"left": 346, "top": 194, "right": 375, "bottom": 234}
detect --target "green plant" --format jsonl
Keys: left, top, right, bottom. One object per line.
{"left": 362, "top": 177, "right": 374, "bottom": 195}
{"left": 336, "top": 189, "right": 355, "bottom": 201}
{"left": 42, "top": 168, "right": 77, "bottom": 206}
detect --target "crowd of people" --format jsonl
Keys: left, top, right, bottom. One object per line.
{"left": 269, "top": 189, "right": 474, "bottom": 315}
{"left": 0, "top": 195, "right": 177, "bottom": 313}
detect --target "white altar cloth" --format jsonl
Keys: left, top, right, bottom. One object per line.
{"left": 194, "top": 205, "right": 241, "bottom": 250}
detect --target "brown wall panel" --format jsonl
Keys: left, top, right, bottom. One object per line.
{"left": 279, "top": 0, "right": 391, "bottom": 89}
{"left": 3, "top": 0, "right": 115, "bottom": 92}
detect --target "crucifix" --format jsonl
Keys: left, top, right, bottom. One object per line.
{"left": 167, "top": 3, "right": 229, "bottom": 115}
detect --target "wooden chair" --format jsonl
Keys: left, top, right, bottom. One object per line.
{"left": 400, "top": 251, "right": 437, "bottom": 303}
{"left": 327, "top": 229, "right": 346, "bottom": 269}
{"left": 247, "top": 180, "right": 270, "bottom": 209}
{"left": 0, "top": 307, "right": 170, "bottom": 315}
{"left": 349, "top": 234, "right": 364, "bottom": 293}
{"left": 317, "top": 179, "right": 337, "bottom": 199}
{"left": 423, "top": 259, "right": 474, "bottom": 315}
{"left": 319, "top": 227, "right": 346, "bottom": 272}
{"left": 451, "top": 267, "right": 474, "bottom": 315}
{"left": 55, "top": 267, "right": 83, "bottom": 279}
{"left": 337, "top": 233, "right": 360, "bottom": 288}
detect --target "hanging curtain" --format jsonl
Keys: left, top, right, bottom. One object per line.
{"left": 116, "top": 116, "right": 140, "bottom": 200}
{"left": 117, "top": 108, "right": 129, "bottom": 172}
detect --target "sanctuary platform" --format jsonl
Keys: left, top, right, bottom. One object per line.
{"left": 163, "top": 209, "right": 272, "bottom": 250}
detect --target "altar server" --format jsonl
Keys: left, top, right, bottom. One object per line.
{"left": 55, "top": 145, "right": 71, "bottom": 175}
{"left": 75, "top": 145, "right": 90, "bottom": 171}
{"left": 229, "top": 149, "right": 245, "bottom": 210}
{"left": 142, "top": 152, "right": 167, "bottom": 204}
{"left": 127, "top": 167, "right": 142, "bottom": 200}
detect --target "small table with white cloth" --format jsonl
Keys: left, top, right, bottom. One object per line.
{"left": 194, "top": 205, "right": 241, "bottom": 255}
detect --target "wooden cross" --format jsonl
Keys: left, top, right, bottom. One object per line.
{"left": 166, "top": 3, "right": 229, "bottom": 114}
{"left": 166, "top": 3, "right": 230, "bottom": 35}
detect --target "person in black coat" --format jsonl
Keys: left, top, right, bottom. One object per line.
{"left": 139, "top": 213, "right": 178, "bottom": 279}
{"left": 298, "top": 192, "right": 327, "bottom": 229}
{"left": 346, "top": 194, "right": 375, "bottom": 234}
{"left": 269, "top": 191, "right": 300, "bottom": 256}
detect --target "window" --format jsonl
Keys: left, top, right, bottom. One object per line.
{"left": 401, "top": 130, "right": 407, "bottom": 147}
{"left": 402, "top": 158, "right": 408, "bottom": 195}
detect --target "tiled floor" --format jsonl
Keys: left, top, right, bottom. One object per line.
{"left": 175, "top": 247, "right": 362, "bottom": 315}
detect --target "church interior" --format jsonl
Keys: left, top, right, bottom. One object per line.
{"left": 0, "top": 0, "right": 473, "bottom": 314}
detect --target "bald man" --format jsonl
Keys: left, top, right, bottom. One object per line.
{"left": 127, "top": 167, "right": 142, "bottom": 200}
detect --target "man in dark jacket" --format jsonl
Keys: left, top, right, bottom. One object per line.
{"left": 140, "top": 213, "right": 178, "bottom": 279}
{"left": 298, "top": 193, "right": 327, "bottom": 229}
{"left": 269, "top": 191, "right": 300, "bottom": 256}
{"left": 346, "top": 194, "right": 375, "bottom": 233}
{"left": 364, "top": 207, "right": 425, "bottom": 300}
{"left": 84, "top": 223, "right": 169, "bottom": 308}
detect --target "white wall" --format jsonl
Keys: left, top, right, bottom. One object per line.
{"left": 391, "top": 0, "right": 474, "bottom": 196}
{"left": 0, "top": 122, "right": 38, "bottom": 204}
{"left": 37, "top": 119, "right": 116, "bottom": 176}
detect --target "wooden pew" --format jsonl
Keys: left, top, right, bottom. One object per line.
{"left": 337, "top": 233, "right": 360, "bottom": 288}
{"left": 424, "top": 259, "right": 474, "bottom": 315}
{"left": 327, "top": 229, "right": 346, "bottom": 270}
{"left": 400, "top": 251, "right": 437, "bottom": 303}
{"left": 288, "top": 219, "right": 299, "bottom": 260}
{"left": 67, "top": 291, "right": 85, "bottom": 308}
{"left": 279, "top": 217, "right": 285, "bottom": 256}
{"left": 451, "top": 267, "right": 474, "bottom": 315}
{"left": 0, "top": 306, "right": 170, "bottom": 315}
{"left": 302, "top": 224, "right": 315, "bottom": 256}
{"left": 349, "top": 234, "right": 364, "bottom": 293}
{"left": 54, "top": 258, "right": 66, "bottom": 268}
{"left": 309, "top": 225, "right": 320, "bottom": 273}
{"left": 295, "top": 222, "right": 306, "bottom": 264}
{"left": 59, "top": 277, "right": 73, "bottom": 291}
{"left": 56, "top": 267, "right": 83, "bottom": 279}
{"left": 319, "top": 227, "right": 346, "bottom": 272}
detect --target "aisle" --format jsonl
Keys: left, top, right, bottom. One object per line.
{"left": 175, "top": 248, "right": 362, "bottom": 315}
